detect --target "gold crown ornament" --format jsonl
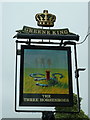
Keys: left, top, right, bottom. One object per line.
{"left": 35, "top": 10, "right": 56, "bottom": 27}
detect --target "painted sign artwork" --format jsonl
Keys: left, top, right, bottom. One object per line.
{"left": 19, "top": 45, "right": 73, "bottom": 107}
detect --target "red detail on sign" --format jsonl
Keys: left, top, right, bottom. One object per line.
{"left": 46, "top": 70, "right": 50, "bottom": 80}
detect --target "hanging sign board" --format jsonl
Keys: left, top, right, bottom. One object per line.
{"left": 19, "top": 45, "right": 73, "bottom": 107}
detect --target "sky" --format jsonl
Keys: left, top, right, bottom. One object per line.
{"left": 1, "top": 2, "right": 88, "bottom": 118}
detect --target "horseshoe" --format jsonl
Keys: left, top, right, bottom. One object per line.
{"left": 52, "top": 73, "right": 64, "bottom": 79}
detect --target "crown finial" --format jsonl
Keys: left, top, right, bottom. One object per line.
{"left": 43, "top": 10, "right": 48, "bottom": 13}
{"left": 35, "top": 10, "right": 56, "bottom": 27}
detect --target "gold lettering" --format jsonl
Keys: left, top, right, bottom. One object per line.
{"left": 24, "top": 98, "right": 27, "bottom": 101}
{"left": 27, "top": 98, "right": 30, "bottom": 101}
{"left": 52, "top": 31, "right": 56, "bottom": 35}
{"left": 56, "top": 31, "right": 60, "bottom": 35}
{"left": 24, "top": 28, "right": 29, "bottom": 33}
{"left": 40, "top": 98, "right": 44, "bottom": 102}
{"left": 38, "top": 30, "right": 42, "bottom": 34}
{"left": 33, "top": 29, "right": 38, "bottom": 34}
{"left": 59, "top": 30, "right": 64, "bottom": 34}
{"left": 28, "top": 28, "right": 33, "bottom": 33}
{"left": 24, "top": 98, "right": 69, "bottom": 103}
{"left": 24, "top": 98, "right": 39, "bottom": 102}
{"left": 23, "top": 27, "right": 70, "bottom": 35}
{"left": 64, "top": 30, "right": 69, "bottom": 34}
{"left": 42, "top": 30, "right": 46, "bottom": 34}
{"left": 42, "top": 95, "right": 51, "bottom": 98}
{"left": 47, "top": 30, "right": 51, "bottom": 35}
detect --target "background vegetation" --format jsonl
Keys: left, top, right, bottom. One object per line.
{"left": 55, "top": 94, "right": 90, "bottom": 120}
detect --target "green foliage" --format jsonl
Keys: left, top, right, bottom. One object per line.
{"left": 55, "top": 94, "right": 90, "bottom": 119}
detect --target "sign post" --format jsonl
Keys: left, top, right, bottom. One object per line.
{"left": 14, "top": 10, "right": 85, "bottom": 120}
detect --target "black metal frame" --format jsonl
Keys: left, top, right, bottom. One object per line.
{"left": 14, "top": 33, "right": 83, "bottom": 114}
